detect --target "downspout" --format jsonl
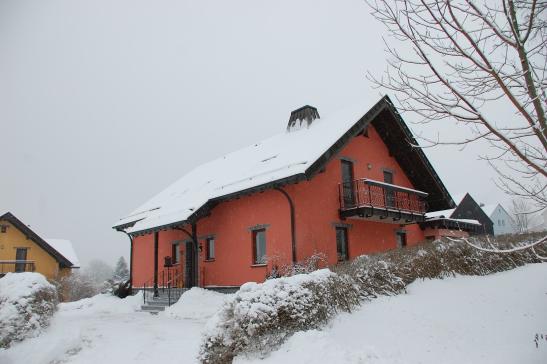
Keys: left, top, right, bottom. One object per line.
{"left": 117, "top": 230, "right": 134, "bottom": 294}
{"left": 274, "top": 187, "right": 297, "bottom": 264}
{"left": 154, "top": 231, "right": 159, "bottom": 297}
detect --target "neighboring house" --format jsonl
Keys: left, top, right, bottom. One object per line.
{"left": 114, "top": 96, "right": 458, "bottom": 290}
{"left": 482, "top": 204, "right": 516, "bottom": 235}
{"left": 0, "top": 212, "right": 80, "bottom": 280}
{"left": 423, "top": 193, "right": 494, "bottom": 236}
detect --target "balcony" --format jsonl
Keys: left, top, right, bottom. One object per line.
{"left": 0, "top": 260, "right": 36, "bottom": 277}
{"left": 338, "top": 178, "right": 428, "bottom": 223}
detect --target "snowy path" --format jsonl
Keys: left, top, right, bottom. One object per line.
{"left": 236, "top": 263, "right": 547, "bottom": 364}
{"left": 1, "top": 264, "right": 546, "bottom": 364}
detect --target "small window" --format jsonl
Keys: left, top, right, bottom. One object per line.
{"left": 172, "top": 242, "right": 180, "bottom": 264}
{"left": 396, "top": 231, "right": 407, "bottom": 248}
{"left": 252, "top": 229, "right": 266, "bottom": 264}
{"left": 206, "top": 237, "right": 215, "bottom": 260}
{"left": 336, "top": 227, "right": 348, "bottom": 261}
{"left": 0, "top": 225, "right": 6, "bottom": 233}
{"left": 502, "top": 220, "right": 505, "bottom": 226}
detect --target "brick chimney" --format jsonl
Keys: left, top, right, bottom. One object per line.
{"left": 287, "top": 105, "right": 320, "bottom": 131}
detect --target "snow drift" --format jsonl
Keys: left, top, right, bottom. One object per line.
{"left": 0, "top": 272, "right": 58, "bottom": 348}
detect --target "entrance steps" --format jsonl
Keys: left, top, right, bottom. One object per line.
{"left": 139, "top": 288, "right": 188, "bottom": 314}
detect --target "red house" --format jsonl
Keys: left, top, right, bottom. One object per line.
{"left": 113, "top": 96, "right": 457, "bottom": 291}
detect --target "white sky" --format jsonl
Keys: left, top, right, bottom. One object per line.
{"left": 0, "top": 0, "right": 510, "bottom": 266}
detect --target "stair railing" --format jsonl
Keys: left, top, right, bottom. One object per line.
{"left": 141, "top": 266, "right": 182, "bottom": 305}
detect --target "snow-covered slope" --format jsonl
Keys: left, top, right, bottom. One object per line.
{"left": 45, "top": 239, "right": 80, "bottom": 268}
{"left": 235, "top": 264, "right": 547, "bottom": 364}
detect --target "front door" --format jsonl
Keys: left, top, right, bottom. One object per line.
{"left": 184, "top": 240, "right": 195, "bottom": 288}
{"left": 341, "top": 160, "right": 355, "bottom": 207}
{"left": 15, "top": 248, "right": 28, "bottom": 272}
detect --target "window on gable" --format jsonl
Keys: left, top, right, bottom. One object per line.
{"left": 0, "top": 225, "right": 6, "bottom": 233}
{"left": 252, "top": 229, "right": 266, "bottom": 265}
{"left": 336, "top": 227, "right": 348, "bottom": 261}
{"left": 206, "top": 237, "right": 215, "bottom": 260}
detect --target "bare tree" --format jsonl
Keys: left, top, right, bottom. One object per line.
{"left": 366, "top": 0, "right": 547, "bottom": 210}
{"left": 512, "top": 198, "right": 531, "bottom": 232}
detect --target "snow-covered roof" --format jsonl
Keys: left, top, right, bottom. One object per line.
{"left": 115, "top": 101, "right": 379, "bottom": 233}
{"left": 425, "top": 209, "right": 455, "bottom": 219}
{"left": 425, "top": 217, "right": 481, "bottom": 226}
{"left": 114, "top": 96, "right": 453, "bottom": 234}
{"left": 45, "top": 239, "right": 80, "bottom": 268}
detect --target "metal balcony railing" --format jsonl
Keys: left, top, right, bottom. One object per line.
{"left": 0, "top": 260, "right": 36, "bottom": 275}
{"left": 339, "top": 178, "right": 428, "bottom": 214}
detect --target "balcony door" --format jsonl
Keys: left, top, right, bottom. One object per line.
{"left": 383, "top": 170, "right": 395, "bottom": 208}
{"left": 341, "top": 160, "right": 355, "bottom": 207}
{"left": 15, "top": 248, "right": 28, "bottom": 272}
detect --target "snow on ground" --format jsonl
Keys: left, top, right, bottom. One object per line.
{"left": 236, "top": 263, "right": 547, "bottom": 364}
{"left": 0, "top": 289, "right": 228, "bottom": 364}
{"left": 1, "top": 265, "right": 546, "bottom": 364}
{"left": 164, "top": 287, "right": 228, "bottom": 320}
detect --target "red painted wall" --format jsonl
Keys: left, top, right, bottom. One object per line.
{"left": 131, "top": 125, "right": 428, "bottom": 287}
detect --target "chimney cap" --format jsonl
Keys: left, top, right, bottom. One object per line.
{"left": 287, "top": 105, "right": 320, "bottom": 131}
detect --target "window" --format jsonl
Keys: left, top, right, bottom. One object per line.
{"left": 0, "top": 225, "right": 7, "bottom": 233}
{"left": 341, "top": 160, "right": 355, "bottom": 207}
{"left": 206, "top": 237, "right": 215, "bottom": 260}
{"left": 252, "top": 229, "right": 266, "bottom": 264}
{"left": 396, "top": 231, "right": 407, "bottom": 248}
{"left": 336, "top": 227, "right": 348, "bottom": 261}
{"left": 171, "top": 242, "right": 180, "bottom": 264}
{"left": 502, "top": 220, "right": 505, "bottom": 226}
{"left": 15, "top": 248, "right": 28, "bottom": 272}
{"left": 383, "top": 170, "right": 395, "bottom": 207}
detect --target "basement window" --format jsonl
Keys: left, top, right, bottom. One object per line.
{"left": 252, "top": 229, "right": 267, "bottom": 265}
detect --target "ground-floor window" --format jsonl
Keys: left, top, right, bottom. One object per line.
{"left": 205, "top": 237, "right": 215, "bottom": 260}
{"left": 252, "top": 229, "right": 266, "bottom": 264}
{"left": 171, "top": 242, "right": 180, "bottom": 264}
{"left": 396, "top": 231, "right": 407, "bottom": 248}
{"left": 336, "top": 227, "right": 348, "bottom": 261}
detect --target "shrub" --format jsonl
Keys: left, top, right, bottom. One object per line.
{"left": 199, "top": 269, "right": 360, "bottom": 363}
{"left": 199, "top": 236, "right": 546, "bottom": 363}
{"left": 0, "top": 272, "right": 58, "bottom": 348}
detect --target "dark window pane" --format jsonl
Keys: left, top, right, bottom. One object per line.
{"left": 336, "top": 227, "right": 348, "bottom": 261}
{"left": 341, "top": 160, "right": 355, "bottom": 207}
{"left": 15, "top": 248, "right": 28, "bottom": 272}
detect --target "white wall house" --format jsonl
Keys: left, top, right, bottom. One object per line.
{"left": 482, "top": 204, "right": 516, "bottom": 236}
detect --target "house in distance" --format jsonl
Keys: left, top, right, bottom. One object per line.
{"left": 114, "top": 96, "right": 478, "bottom": 291}
{"left": 0, "top": 211, "right": 80, "bottom": 279}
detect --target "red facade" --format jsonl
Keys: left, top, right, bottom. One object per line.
{"left": 130, "top": 124, "right": 433, "bottom": 288}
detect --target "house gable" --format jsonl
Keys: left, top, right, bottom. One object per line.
{"left": 0, "top": 212, "right": 74, "bottom": 268}
{"left": 451, "top": 194, "right": 494, "bottom": 235}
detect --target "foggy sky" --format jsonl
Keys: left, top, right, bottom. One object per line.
{"left": 0, "top": 0, "right": 508, "bottom": 267}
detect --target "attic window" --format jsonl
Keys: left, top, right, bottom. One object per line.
{"left": 0, "top": 225, "right": 7, "bottom": 233}
{"left": 261, "top": 155, "right": 278, "bottom": 163}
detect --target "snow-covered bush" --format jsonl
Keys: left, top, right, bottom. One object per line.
{"left": 199, "top": 235, "right": 546, "bottom": 363}
{"left": 199, "top": 269, "right": 359, "bottom": 363}
{"left": 0, "top": 272, "right": 58, "bottom": 348}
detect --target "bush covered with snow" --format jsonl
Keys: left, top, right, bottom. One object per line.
{"left": 0, "top": 272, "right": 58, "bottom": 348}
{"left": 199, "top": 269, "right": 360, "bottom": 363}
{"left": 199, "top": 236, "right": 546, "bottom": 363}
